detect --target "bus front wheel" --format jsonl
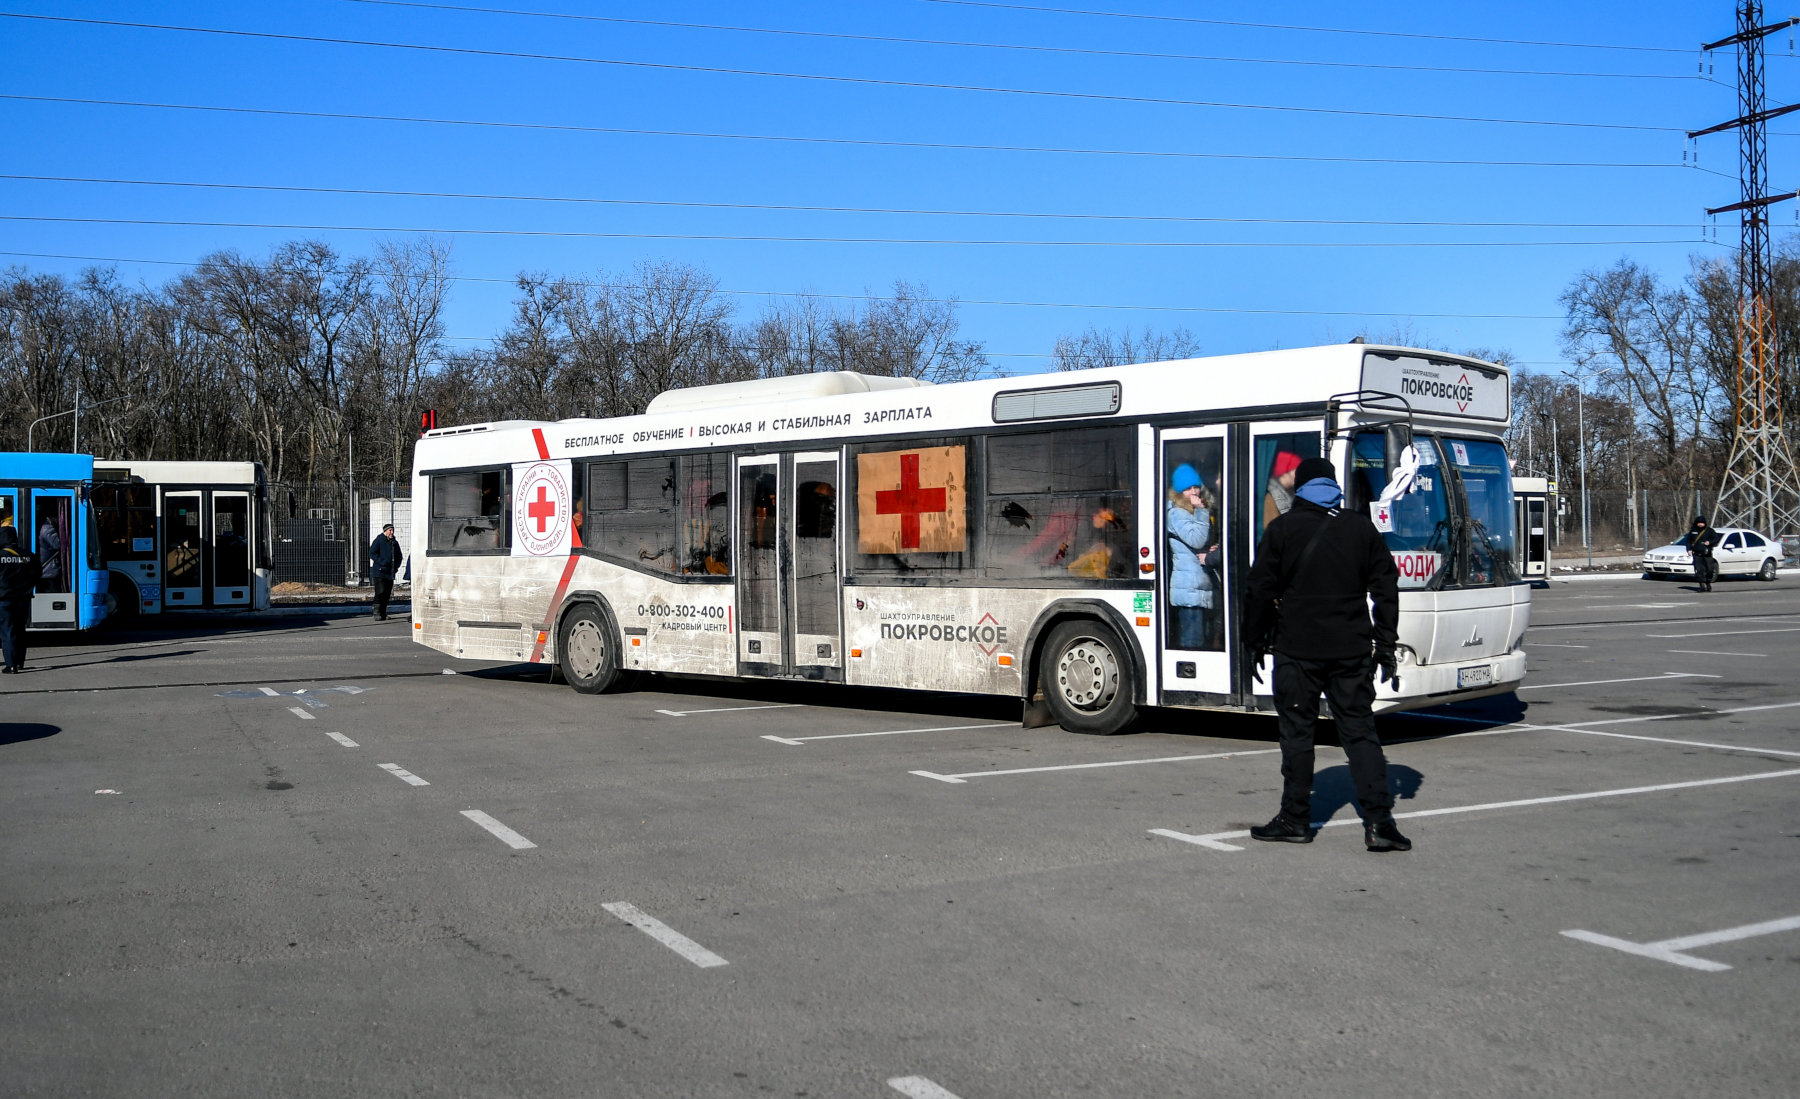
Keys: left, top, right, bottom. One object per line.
{"left": 559, "top": 604, "right": 626, "bottom": 694}
{"left": 1040, "top": 619, "right": 1139, "bottom": 736}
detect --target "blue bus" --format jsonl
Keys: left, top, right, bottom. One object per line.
{"left": 0, "top": 453, "right": 111, "bottom": 630}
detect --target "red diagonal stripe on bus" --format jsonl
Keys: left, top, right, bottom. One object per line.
{"left": 531, "top": 428, "right": 551, "bottom": 460}
{"left": 528, "top": 526, "right": 583, "bottom": 665}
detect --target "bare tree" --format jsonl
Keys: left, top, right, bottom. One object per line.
{"left": 1050, "top": 326, "right": 1202, "bottom": 371}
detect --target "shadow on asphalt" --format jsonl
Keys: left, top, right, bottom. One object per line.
{"left": 1313, "top": 763, "right": 1426, "bottom": 824}
{"left": 0, "top": 722, "right": 60, "bottom": 746}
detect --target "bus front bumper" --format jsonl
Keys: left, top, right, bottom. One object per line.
{"left": 1375, "top": 649, "right": 1527, "bottom": 713}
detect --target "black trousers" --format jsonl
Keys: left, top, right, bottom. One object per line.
{"left": 372, "top": 575, "right": 394, "bottom": 618}
{"left": 0, "top": 596, "right": 28, "bottom": 669}
{"left": 1272, "top": 654, "right": 1395, "bottom": 823}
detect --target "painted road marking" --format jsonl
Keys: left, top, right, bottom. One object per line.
{"left": 1152, "top": 767, "right": 1800, "bottom": 851}
{"left": 913, "top": 747, "right": 1279, "bottom": 784}
{"left": 655, "top": 703, "right": 804, "bottom": 717}
{"left": 1527, "top": 642, "right": 1589, "bottom": 648}
{"left": 258, "top": 686, "right": 279, "bottom": 696}
{"left": 287, "top": 706, "right": 315, "bottom": 721}
{"left": 1563, "top": 915, "right": 1800, "bottom": 972}
{"left": 1527, "top": 724, "right": 1800, "bottom": 759}
{"left": 1517, "top": 671, "right": 1719, "bottom": 691}
{"left": 764, "top": 721, "right": 1015, "bottom": 746}
{"left": 378, "top": 763, "right": 430, "bottom": 786}
{"left": 1531, "top": 613, "right": 1800, "bottom": 632}
{"left": 1667, "top": 649, "right": 1765, "bottom": 657}
{"left": 325, "top": 731, "right": 359, "bottom": 747}
{"left": 888, "top": 1076, "right": 964, "bottom": 1099}
{"left": 601, "top": 902, "right": 729, "bottom": 968}
{"left": 1647, "top": 626, "right": 1800, "bottom": 638}
{"left": 460, "top": 810, "right": 537, "bottom": 849}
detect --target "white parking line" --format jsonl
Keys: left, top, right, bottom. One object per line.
{"left": 378, "top": 763, "right": 430, "bottom": 786}
{"left": 1527, "top": 642, "right": 1589, "bottom": 648}
{"left": 460, "top": 810, "right": 537, "bottom": 849}
{"left": 258, "top": 686, "right": 280, "bottom": 696}
{"left": 1563, "top": 915, "right": 1800, "bottom": 972}
{"left": 287, "top": 706, "right": 314, "bottom": 720}
{"left": 1647, "top": 626, "right": 1800, "bottom": 638}
{"left": 1151, "top": 767, "right": 1800, "bottom": 851}
{"left": 1667, "top": 649, "right": 1765, "bottom": 657}
{"left": 654, "top": 703, "right": 804, "bottom": 717}
{"left": 601, "top": 902, "right": 729, "bottom": 968}
{"left": 888, "top": 1076, "right": 965, "bottom": 1099}
{"left": 325, "top": 731, "right": 359, "bottom": 747}
{"left": 764, "top": 721, "right": 1015, "bottom": 746}
{"left": 1517, "top": 672, "right": 1719, "bottom": 691}
{"left": 913, "top": 747, "right": 1278, "bottom": 784}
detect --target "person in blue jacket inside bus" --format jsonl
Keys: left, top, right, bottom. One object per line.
{"left": 1165, "top": 464, "right": 1215, "bottom": 649}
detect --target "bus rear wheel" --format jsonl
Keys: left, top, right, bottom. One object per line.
{"left": 1040, "top": 619, "right": 1139, "bottom": 735}
{"left": 560, "top": 604, "right": 626, "bottom": 694}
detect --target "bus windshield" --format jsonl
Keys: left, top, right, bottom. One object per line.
{"left": 1350, "top": 432, "right": 1453, "bottom": 589}
{"left": 1445, "top": 436, "right": 1519, "bottom": 585}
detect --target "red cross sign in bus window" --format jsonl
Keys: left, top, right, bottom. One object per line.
{"left": 857, "top": 445, "right": 966, "bottom": 554}
{"left": 528, "top": 484, "right": 558, "bottom": 533}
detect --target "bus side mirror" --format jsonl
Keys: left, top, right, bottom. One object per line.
{"left": 1385, "top": 423, "right": 1412, "bottom": 473}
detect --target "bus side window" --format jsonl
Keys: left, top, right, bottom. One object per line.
{"left": 585, "top": 458, "right": 678, "bottom": 574}
{"left": 984, "top": 426, "right": 1134, "bottom": 580}
{"left": 678, "top": 453, "right": 730, "bottom": 576}
{"left": 1253, "top": 432, "right": 1321, "bottom": 543}
{"left": 428, "top": 469, "right": 510, "bottom": 554}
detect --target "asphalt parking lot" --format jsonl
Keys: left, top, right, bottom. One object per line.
{"left": 3, "top": 577, "right": 1798, "bottom": 1098}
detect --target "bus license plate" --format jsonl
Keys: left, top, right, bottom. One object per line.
{"left": 1458, "top": 665, "right": 1493, "bottom": 689}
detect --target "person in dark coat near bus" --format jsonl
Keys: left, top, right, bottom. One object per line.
{"left": 1242, "top": 456, "right": 1411, "bottom": 852}
{"left": 368, "top": 523, "right": 403, "bottom": 621}
{"left": 0, "top": 521, "right": 42, "bottom": 673}
{"left": 1685, "top": 516, "right": 1722, "bottom": 592}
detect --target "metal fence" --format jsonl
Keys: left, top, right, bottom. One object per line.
{"left": 270, "top": 482, "right": 412, "bottom": 588}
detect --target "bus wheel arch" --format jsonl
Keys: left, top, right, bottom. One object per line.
{"left": 1023, "top": 602, "right": 1144, "bottom": 736}
{"left": 555, "top": 593, "right": 632, "bottom": 694}
{"left": 105, "top": 570, "right": 141, "bottom": 623}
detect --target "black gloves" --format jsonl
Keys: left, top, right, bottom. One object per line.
{"left": 1376, "top": 648, "right": 1399, "bottom": 689}
{"left": 1249, "top": 647, "right": 1269, "bottom": 684}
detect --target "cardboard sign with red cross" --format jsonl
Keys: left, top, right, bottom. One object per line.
{"left": 856, "top": 445, "right": 967, "bottom": 554}
{"left": 514, "top": 461, "right": 572, "bottom": 556}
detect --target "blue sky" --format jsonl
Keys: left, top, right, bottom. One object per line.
{"left": 0, "top": 2, "right": 1789, "bottom": 377}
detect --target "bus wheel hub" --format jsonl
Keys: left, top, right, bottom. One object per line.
{"left": 566, "top": 619, "right": 606, "bottom": 678}
{"left": 1056, "top": 639, "right": 1118, "bottom": 710}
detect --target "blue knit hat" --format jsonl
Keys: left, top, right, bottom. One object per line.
{"left": 1171, "top": 464, "right": 1202, "bottom": 493}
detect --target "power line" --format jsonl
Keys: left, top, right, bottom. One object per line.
{"left": 0, "top": 174, "right": 1721, "bottom": 230}
{"left": 0, "top": 94, "right": 1708, "bottom": 172}
{"left": 0, "top": 250, "right": 1569, "bottom": 320}
{"left": 0, "top": 12, "right": 1688, "bottom": 132}
{"left": 0, "top": 213, "right": 1708, "bottom": 248}
{"left": 914, "top": 0, "right": 1714, "bottom": 55}
{"left": 343, "top": 0, "right": 1701, "bottom": 81}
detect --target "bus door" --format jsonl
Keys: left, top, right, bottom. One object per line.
{"left": 1158, "top": 426, "right": 1232, "bottom": 700}
{"left": 734, "top": 451, "right": 844, "bottom": 680}
{"left": 163, "top": 492, "right": 205, "bottom": 607}
{"left": 29, "top": 489, "right": 77, "bottom": 628}
{"left": 211, "top": 492, "right": 252, "bottom": 605}
{"left": 1246, "top": 421, "right": 1326, "bottom": 702}
{"left": 0, "top": 489, "right": 14, "bottom": 542}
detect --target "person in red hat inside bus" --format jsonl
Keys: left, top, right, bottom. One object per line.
{"left": 1263, "top": 450, "right": 1303, "bottom": 529}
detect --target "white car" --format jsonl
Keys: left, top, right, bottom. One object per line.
{"left": 1642, "top": 526, "right": 1783, "bottom": 582}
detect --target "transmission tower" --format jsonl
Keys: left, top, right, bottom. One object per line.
{"left": 1689, "top": 1, "right": 1800, "bottom": 537}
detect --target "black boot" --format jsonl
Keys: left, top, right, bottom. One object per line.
{"left": 1250, "top": 814, "right": 1314, "bottom": 844}
{"left": 1364, "top": 818, "right": 1412, "bottom": 852}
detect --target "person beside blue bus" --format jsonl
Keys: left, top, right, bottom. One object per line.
{"left": 0, "top": 516, "right": 41, "bottom": 671}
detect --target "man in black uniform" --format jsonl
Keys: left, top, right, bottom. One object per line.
{"left": 367, "top": 523, "right": 403, "bottom": 621}
{"left": 1686, "top": 516, "right": 1721, "bottom": 593}
{"left": 1242, "top": 456, "right": 1410, "bottom": 852}
{"left": 0, "top": 520, "right": 42, "bottom": 674}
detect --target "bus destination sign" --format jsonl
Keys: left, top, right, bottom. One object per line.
{"left": 1360, "top": 352, "right": 1507, "bottom": 421}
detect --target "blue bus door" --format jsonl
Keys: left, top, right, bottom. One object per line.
{"left": 30, "top": 489, "right": 77, "bottom": 628}
{"left": 163, "top": 492, "right": 204, "bottom": 607}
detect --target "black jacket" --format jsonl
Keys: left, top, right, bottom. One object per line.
{"left": 1243, "top": 497, "right": 1400, "bottom": 660}
{"left": 368, "top": 533, "right": 403, "bottom": 578}
{"left": 0, "top": 528, "right": 41, "bottom": 601}
{"left": 1685, "top": 526, "right": 1721, "bottom": 557}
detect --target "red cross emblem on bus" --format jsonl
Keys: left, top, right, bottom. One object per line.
{"left": 528, "top": 484, "right": 558, "bottom": 533}
{"left": 876, "top": 452, "right": 948, "bottom": 550}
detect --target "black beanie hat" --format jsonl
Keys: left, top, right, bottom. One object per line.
{"left": 1295, "top": 457, "right": 1337, "bottom": 485}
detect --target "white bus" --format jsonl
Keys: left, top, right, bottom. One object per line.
{"left": 91, "top": 460, "right": 274, "bottom": 616}
{"left": 409, "top": 343, "right": 1526, "bottom": 734}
